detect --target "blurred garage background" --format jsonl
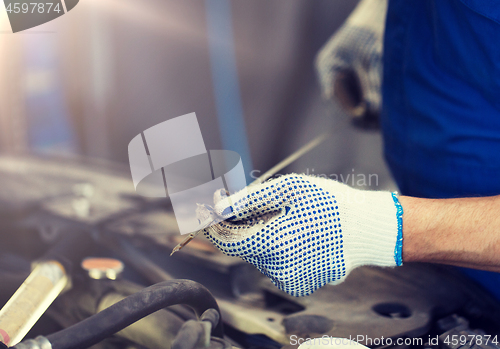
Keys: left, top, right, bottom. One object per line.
{"left": 0, "top": 0, "right": 395, "bottom": 191}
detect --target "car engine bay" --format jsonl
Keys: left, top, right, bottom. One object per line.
{"left": 1, "top": 155, "right": 500, "bottom": 349}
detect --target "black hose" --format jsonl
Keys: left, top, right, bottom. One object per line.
{"left": 200, "top": 308, "right": 220, "bottom": 328}
{"left": 46, "top": 280, "right": 223, "bottom": 349}
{"left": 171, "top": 321, "right": 206, "bottom": 349}
{"left": 102, "top": 279, "right": 197, "bottom": 322}
{"left": 100, "top": 235, "right": 197, "bottom": 321}
{"left": 171, "top": 309, "right": 221, "bottom": 349}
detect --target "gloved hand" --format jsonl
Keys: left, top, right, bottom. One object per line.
{"left": 315, "top": 0, "right": 387, "bottom": 123}
{"left": 203, "top": 174, "right": 403, "bottom": 297}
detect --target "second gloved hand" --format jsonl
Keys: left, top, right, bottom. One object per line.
{"left": 203, "top": 174, "right": 403, "bottom": 297}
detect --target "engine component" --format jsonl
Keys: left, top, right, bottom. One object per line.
{"left": 95, "top": 291, "right": 184, "bottom": 349}
{"left": 81, "top": 258, "right": 124, "bottom": 280}
{"left": 437, "top": 315, "right": 500, "bottom": 349}
{"left": 0, "top": 262, "right": 67, "bottom": 346}
{"left": 0, "top": 230, "right": 93, "bottom": 346}
{"left": 2, "top": 155, "right": 500, "bottom": 349}
{"left": 171, "top": 308, "right": 222, "bottom": 349}
{"left": 45, "top": 278, "right": 191, "bottom": 349}
{"left": 42, "top": 280, "right": 222, "bottom": 349}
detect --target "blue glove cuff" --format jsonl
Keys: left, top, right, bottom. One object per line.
{"left": 391, "top": 192, "right": 404, "bottom": 266}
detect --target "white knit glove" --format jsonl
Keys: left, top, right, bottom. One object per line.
{"left": 203, "top": 174, "right": 403, "bottom": 297}
{"left": 315, "top": 0, "right": 387, "bottom": 121}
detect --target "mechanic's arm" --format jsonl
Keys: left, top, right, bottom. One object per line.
{"left": 203, "top": 174, "right": 403, "bottom": 297}
{"left": 400, "top": 195, "right": 500, "bottom": 272}
{"left": 203, "top": 174, "right": 500, "bottom": 297}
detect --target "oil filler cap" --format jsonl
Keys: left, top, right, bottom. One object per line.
{"left": 81, "top": 258, "right": 124, "bottom": 280}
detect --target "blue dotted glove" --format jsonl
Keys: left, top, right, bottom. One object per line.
{"left": 316, "top": 0, "right": 387, "bottom": 118}
{"left": 203, "top": 174, "right": 403, "bottom": 297}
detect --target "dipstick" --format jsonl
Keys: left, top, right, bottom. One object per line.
{"left": 170, "top": 132, "right": 330, "bottom": 255}
{"left": 170, "top": 217, "right": 215, "bottom": 256}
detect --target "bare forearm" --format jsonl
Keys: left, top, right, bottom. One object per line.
{"left": 399, "top": 195, "right": 500, "bottom": 271}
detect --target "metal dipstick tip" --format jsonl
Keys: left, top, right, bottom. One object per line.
{"left": 81, "top": 258, "right": 124, "bottom": 280}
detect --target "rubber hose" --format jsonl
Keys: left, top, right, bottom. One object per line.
{"left": 171, "top": 309, "right": 221, "bottom": 349}
{"left": 46, "top": 280, "right": 223, "bottom": 349}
